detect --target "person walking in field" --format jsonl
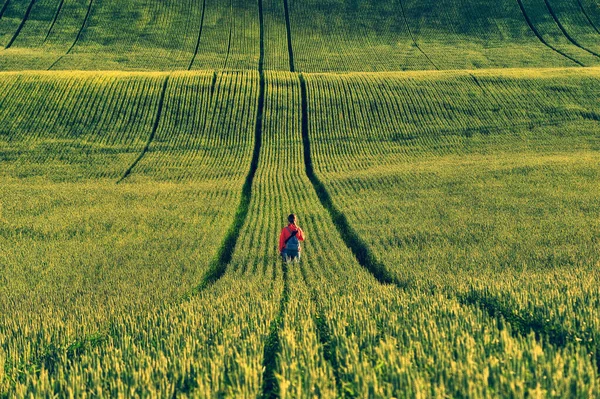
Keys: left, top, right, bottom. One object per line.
{"left": 279, "top": 214, "right": 305, "bottom": 262}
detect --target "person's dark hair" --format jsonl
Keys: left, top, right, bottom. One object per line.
{"left": 288, "top": 214, "right": 296, "bottom": 224}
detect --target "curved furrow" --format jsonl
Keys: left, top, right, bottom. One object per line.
{"left": 578, "top": 0, "right": 600, "bottom": 35}
{"left": 299, "top": 73, "right": 406, "bottom": 288}
{"left": 4, "top": 0, "right": 36, "bottom": 49}
{"left": 0, "top": 0, "right": 10, "bottom": 20}
{"left": 47, "top": 0, "right": 94, "bottom": 70}
{"left": 543, "top": 0, "right": 600, "bottom": 58}
{"left": 116, "top": 75, "right": 170, "bottom": 184}
{"left": 187, "top": 0, "right": 207, "bottom": 70}
{"left": 398, "top": 0, "right": 439, "bottom": 70}
{"left": 515, "top": 0, "right": 584, "bottom": 66}
{"left": 43, "top": 0, "right": 64, "bottom": 42}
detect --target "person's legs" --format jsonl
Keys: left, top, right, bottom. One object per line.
{"left": 281, "top": 249, "right": 300, "bottom": 262}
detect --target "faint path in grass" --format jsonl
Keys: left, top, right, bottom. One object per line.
{"left": 515, "top": 0, "right": 584, "bottom": 66}
{"left": 188, "top": 0, "right": 207, "bottom": 70}
{"left": 47, "top": 0, "right": 95, "bottom": 70}
{"left": 116, "top": 75, "right": 170, "bottom": 184}
{"left": 5, "top": 0, "right": 36, "bottom": 49}
{"left": 543, "top": 0, "right": 600, "bottom": 58}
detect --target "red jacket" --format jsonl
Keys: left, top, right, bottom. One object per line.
{"left": 279, "top": 224, "right": 305, "bottom": 252}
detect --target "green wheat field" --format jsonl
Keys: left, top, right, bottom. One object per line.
{"left": 1, "top": 0, "right": 600, "bottom": 397}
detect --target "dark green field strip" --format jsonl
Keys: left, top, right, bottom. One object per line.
{"left": 44, "top": 0, "right": 64, "bottom": 41}
{"left": 0, "top": 0, "right": 28, "bottom": 47}
{"left": 116, "top": 75, "right": 169, "bottom": 183}
{"left": 398, "top": 0, "right": 438, "bottom": 70}
{"left": 401, "top": 0, "right": 577, "bottom": 69}
{"left": 195, "top": 0, "right": 260, "bottom": 71}
{"left": 187, "top": 0, "right": 206, "bottom": 70}
{"left": 543, "top": 0, "right": 600, "bottom": 58}
{"left": 519, "top": 0, "right": 600, "bottom": 66}
{"left": 4, "top": 0, "right": 36, "bottom": 49}
{"left": 281, "top": 0, "right": 294, "bottom": 72}
{"left": 287, "top": 0, "right": 432, "bottom": 72}
{"left": 286, "top": 0, "right": 577, "bottom": 71}
{"left": 261, "top": 0, "right": 289, "bottom": 71}
{"left": 515, "top": 0, "right": 584, "bottom": 66}
{"left": 578, "top": 0, "right": 600, "bottom": 35}
{"left": 2, "top": 0, "right": 600, "bottom": 71}
{"left": 581, "top": 0, "right": 600, "bottom": 29}
{"left": 0, "top": 0, "right": 10, "bottom": 19}
{"left": 547, "top": 0, "right": 600, "bottom": 53}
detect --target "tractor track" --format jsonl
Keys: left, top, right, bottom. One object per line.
{"left": 43, "top": 0, "right": 64, "bottom": 42}
{"left": 192, "top": 0, "right": 265, "bottom": 295}
{"left": 543, "top": 0, "right": 600, "bottom": 59}
{"left": 0, "top": 0, "right": 10, "bottom": 20}
{"left": 577, "top": 0, "right": 600, "bottom": 35}
{"left": 398, "top": 0, "right": 439, "bottom": 70}
{"left": 5, "top": 0, "right": 36, "bottom": 49}
{"left": 299, "top": 74, "right": 408, "bottom": 289}
{"left": 298, "top": 71, "right": 598, "bottom": 375}
{"left": 252, "top": 1, "right": 289, "bottom": 396}
{"left": 515, "top": 0, "right": 584, "bottom": 66}
{"left": 116, "top": 75, "right": 170, "bottom": 184}
{"left": 187, "top": 0, "right": 207, "bottom": 70}
{"left": 47, "top": 0, "right": 94, "bottom": 70}
{"left": 222, "top": 0, "right": 233, "bottom": 69}
{"left": 282, "top": 0, "right": 295, "bottom": 71}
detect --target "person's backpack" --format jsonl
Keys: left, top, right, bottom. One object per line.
{"left": 284, "top": 227, "right": 300, "bottom": 251}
